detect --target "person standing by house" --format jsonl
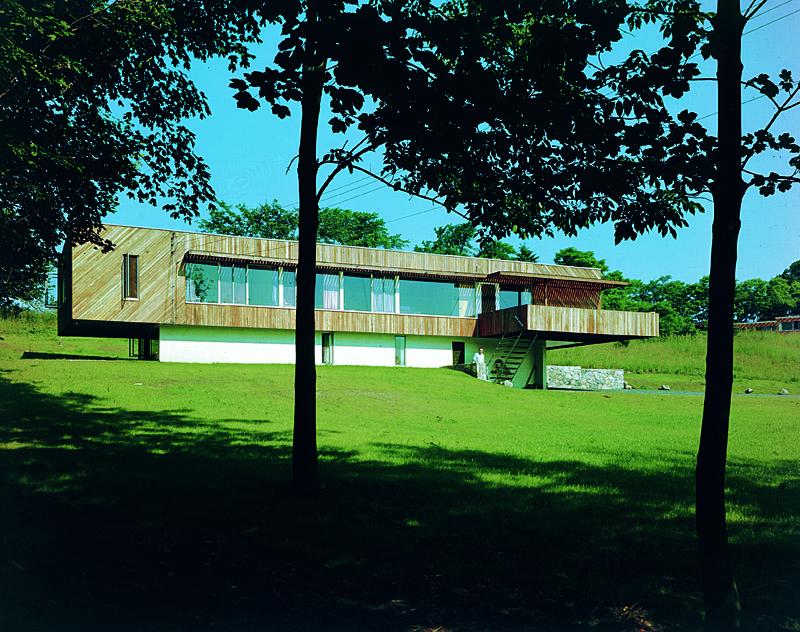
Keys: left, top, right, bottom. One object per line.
{"left": 473, "top": 347, "right": 488, "bottom": 381}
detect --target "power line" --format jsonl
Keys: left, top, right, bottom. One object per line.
{"left": 697, "top": 94, "right": 766, "bottom": 121}
{"left": 744, "top": 6, "right": 800, "bottom": 33}
{"left": 329, "top": 184, "right": 387, "bottom": 206}
{"left": 748, "top": 0, "right": 797, "bottom": 20}
{"left": 283, "top": 174, "right": 373, "bottom": 208}
{"left": 386, "top": 205, "right": 440, "bottom": 224}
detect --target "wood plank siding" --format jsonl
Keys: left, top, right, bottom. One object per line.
{"left": 479, "top": 305, "right": 659, "bottom": 341}
{"left": 183, "top": 304, "right": 477, "bottom": 337}
{"left": 61, "top": 224, "right": 658, "bottom": 340}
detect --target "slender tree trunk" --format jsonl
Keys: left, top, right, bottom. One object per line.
{"left": 292, "top": 6, "right": 325, "bottom": 492}
{"left": 696, "top": 0, "right": 745, "bottom": 628}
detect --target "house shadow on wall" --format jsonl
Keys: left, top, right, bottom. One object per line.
{"left": 0, "top": 373, "right": 797, "bottom": 631}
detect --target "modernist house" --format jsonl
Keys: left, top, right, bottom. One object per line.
{"left": 57, "top": 225, "right": 659, "bottom": 388}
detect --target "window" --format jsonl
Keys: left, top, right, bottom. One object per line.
{"left": 372, "top": 276, "right": 396, "bottom": 313}
{"left": 315, "top": 273, "right": 341, "bottom": 309}
{"left": 248, "top": 266, "right": 279, "bottom": 306}
{"left": 400, "top": 279, "right": 472, "bottom": 316}
{"left": 122, "top": 254, "right": 139, "bottom": 299}
{"left": 321, "top": 332, "right": 334, "bottom": 365}
{"left": 283, "top": 270, "right": 297, "bottom": 307}
{"left": 395, "top": 336, "right": 406, "bottom": 366}
{"left": 344, "top": 274, "right": 372, "bottom": 311}
{"left": 219, "top": 264, "right": 246, "bottom": 304}
{"left": 186, "top": 262, "right": 219, "bottom": 303}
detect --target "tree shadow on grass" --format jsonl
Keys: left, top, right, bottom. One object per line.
{"left": 20, "top": 351, "right": 129, "bottom": 361}
{"left": 0, "top": 374, "right": 797, "bottom": 631}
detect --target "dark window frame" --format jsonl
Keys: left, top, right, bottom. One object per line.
{"left": 122, "top": 254, "right": 139, "bottom": 300}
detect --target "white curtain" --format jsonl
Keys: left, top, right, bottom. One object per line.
{"left": 457, "top": 284, "right": 476, "bottom": 317}
{"left": 323, "top": 274, "right": 339, "bottom": 309}
{"left": 372, "top": 277, "right": 395, "bottom": 312}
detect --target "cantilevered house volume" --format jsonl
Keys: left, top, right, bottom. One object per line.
{"left": 57, "top": 225, "right": 659, "bottom": 388}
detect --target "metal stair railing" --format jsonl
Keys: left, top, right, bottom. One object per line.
{"left": 487, "top": 315, "right": 537, "bottom": 384}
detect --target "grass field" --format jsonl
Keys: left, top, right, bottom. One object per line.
{"left": 550, "top": 331, "right": 800, "bottom": 393}
{"left": 1, "top": 314, "right": 799, "bottom": 631}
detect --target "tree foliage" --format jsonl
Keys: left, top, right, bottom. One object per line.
{"left": 0, "top": 0, "right": 260, "bottom": 307}
{"left": 199, "top": 200, "right": 408, "bottom": 249}
{"left": 415, "top": 222, "right": 536, "bottom": 261}
{"left": 554, "top": 247, "right": 608, "bottom": 273}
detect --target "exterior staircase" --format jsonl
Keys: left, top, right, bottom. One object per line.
{"left": 488, "top": 328, "right": 537, "bottom": 385}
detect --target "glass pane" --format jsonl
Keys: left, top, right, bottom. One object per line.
{"left": 457, "top": 284, "right": 476, "bottom": 317}
{"left": 395, "top": 336, "right": 406, "bottom": 366}
{"left": 372, "top": 276, "right": 395, "bottom": 313}
{"left": 521, "top": 289, "right": 532, "bottom": 305}
{"left": 499, "top": 289, "right": 520, "bottom": 310}
{"left": 283, "top": 270, "right": 297, "bottom": 307}
{"left": 344, "top": 274, "right": 371, "bottom": 311}
{"left": 186, "top": 263, "right": 219, "bottom": 303}
{"left": 248, "top": 267, "right": 279, "bottom": 306}
{"left": 233, "top": 266, "right": 246, "bottom": 304}
{"left": 219, "top": 265, "right": 234, "bottom": 303}
{"left": 315, "top": 273, "right": 340, "bottom": 310}
{"left": 399, "top": 279, "right": 464, "bottom": 316}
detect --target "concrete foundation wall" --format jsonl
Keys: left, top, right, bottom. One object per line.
{"left": 159, "top": 326, "right": 521, "bottom": 376}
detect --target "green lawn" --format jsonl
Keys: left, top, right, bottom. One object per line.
{"left": 1, "top": 314, "right": 799, "bottom": 630}
{"left": 549, "top": 331, "right": 800, "bottom": 394}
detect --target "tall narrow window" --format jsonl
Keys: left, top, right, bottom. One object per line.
{"left": 395, "top": 336, "right": 406, "bottom": 366}
{"left": 283, "top": 269, "right": 297, "bottom": 307}
{"left": 321, "top": 332, "right": 334, "bottom": 365}
{"left": 122, "top": 254, "right": 138, "bottom": 299}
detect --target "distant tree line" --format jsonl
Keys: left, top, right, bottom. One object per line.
{"left": 554, "top": 248, "right": 800, "bottom": 335}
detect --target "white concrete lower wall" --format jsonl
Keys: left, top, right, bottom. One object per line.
{"left": 159, "top": 326, "right": 517, "bottom": 375}
{"left": 159, "top": 325, "right": 298, "bottom": 364}
{"left": 329, "top": 332, "right": 396, "bottom": 366}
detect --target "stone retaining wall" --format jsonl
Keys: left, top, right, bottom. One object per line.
{"left": 546, "top": 365, "right": 624, "bottom": 390}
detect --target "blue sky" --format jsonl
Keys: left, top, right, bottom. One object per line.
{"left": 112, "top": 4, "right": 800, "bottom": 282}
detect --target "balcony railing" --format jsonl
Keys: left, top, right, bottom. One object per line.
{"left": 478, "top": 304, "right": 659, "bottom": 340}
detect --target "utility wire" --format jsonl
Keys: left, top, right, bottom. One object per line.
{"left": 744, "top": 6, "right": 800, "bottom": 33}
{"left": 748, "top": 0, "right": 797, "bottom": 20}
{"left": 386, "top": 205, "right": 440, "bottom": 224}
{"left": 697, "top": 94, "right": 766, "bottom": 121}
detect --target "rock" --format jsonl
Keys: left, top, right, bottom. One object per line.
{"left": 623, "top": 382, "right": 633, "bottom": 390}
{"left": 744, "top": 388, "right": 753, "bottom": 394}
{"left": 659, "top": 384, "right": 671, "bottom": 391}
{"left": 502, "top": 380, "right": 513, "bottom": 388}
{"left": 778, "top": 388, "right": 789, "bottom": 395}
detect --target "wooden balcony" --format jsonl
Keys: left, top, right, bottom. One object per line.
{"left": 478, "top": 304, "right": 659, "bottom": 341}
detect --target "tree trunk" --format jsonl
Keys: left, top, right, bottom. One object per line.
{"left": 696, "top": 0, "right": 744, "bottom": 628}
{"left": 292, "top": 6, "right": 325, "bottom": 492}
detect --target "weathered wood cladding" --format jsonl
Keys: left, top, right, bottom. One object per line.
{"left": 183, "top": 304, "right": 478, "bottom": 337}
{"left": 63, "top": 225, "right": 657, "bottom": 341}
{"left": 177, "top": 228, "right": 604, "bottom": 279}
{"left": 69, "top": 226, "right": 176, "bottom": 325}
{"left": 479, "top": 305, "right": 659, "bottom": 340}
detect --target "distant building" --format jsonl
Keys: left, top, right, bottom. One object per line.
{"left": 57, "top": 225, "right": 660, "bottom": 388}
{"left": 734, "top": 316, "right": 800, "bottom": 333}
